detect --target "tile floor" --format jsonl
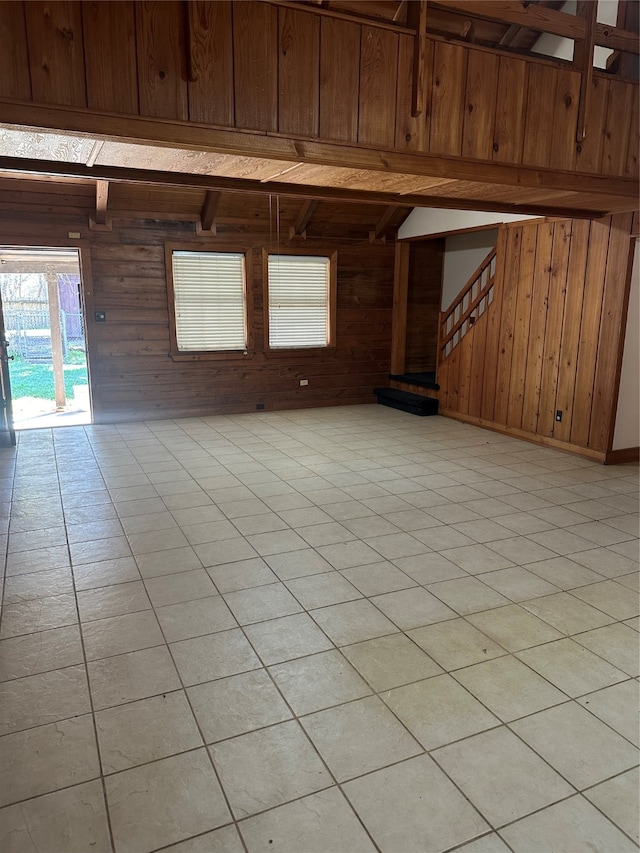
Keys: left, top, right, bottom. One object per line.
{"left": 0, "top": 405, "right": 638, "bottom": 853}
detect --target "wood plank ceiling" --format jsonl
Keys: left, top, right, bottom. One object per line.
{"left": 0, "top": 0, "right": 637, "bottom": 221}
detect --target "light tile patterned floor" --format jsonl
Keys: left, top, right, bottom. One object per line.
{"left": 0, "top": 405, "right": 638, "bottom": 853}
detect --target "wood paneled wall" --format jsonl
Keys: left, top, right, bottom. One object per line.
{"left": 0, "top": 209, "right": 395, "bottom": 423}
{"left": 438, "top": 213, "right": 636, "bottom": 457}
{"left": 404, "top": 240, "right": 444, "bottom": 373}
{"left": 0, "top": 0, "right": 636, "bottom": 180}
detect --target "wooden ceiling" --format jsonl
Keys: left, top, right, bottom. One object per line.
{"left": 0, "top": 0, "right": 636, "bottom": 222}
{"left": 0, "top": 172, "right": 412, "bottom": 242}
{"left": 303, "top": 0, "right": 565, "bottom": 49}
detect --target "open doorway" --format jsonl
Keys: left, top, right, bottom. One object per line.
{"left": 0, "top": 247, "right": 91, "bottom": 430}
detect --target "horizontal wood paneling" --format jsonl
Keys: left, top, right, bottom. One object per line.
{"left": 3, "top": 0, "right": 637, "bottom": 180}
{"left": 0, "top": 196, "right": 394, "bottom": 422}
{"left": 438, "top": 215, "right": 635, "bottom": 456}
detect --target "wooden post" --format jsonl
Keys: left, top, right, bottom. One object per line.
{"left": 390, "top": 241, "right": 410, "bottom": 375}
{"left": 45, "top": 269, "right": 66, "bottom": 410}
{"left": 575, "top": 0, "right": 597, "bottom": 143}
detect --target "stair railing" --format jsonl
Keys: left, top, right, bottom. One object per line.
{"left": 438, "top": 247, "right": 497, "bottom": 362}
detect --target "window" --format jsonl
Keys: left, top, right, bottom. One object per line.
{"left": 267, "top": 254, "right": 335, "bottom": 349}
{"left": 170, "top": 251, "right": 246, "bottom": 353}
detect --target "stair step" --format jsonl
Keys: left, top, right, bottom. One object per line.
{"left": 389, "top": 372, "right": 440, "bottom": 390}
{"left": 374, "top": 387, "right": 439, "bottom": 417}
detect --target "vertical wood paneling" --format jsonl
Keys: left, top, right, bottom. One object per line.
{"left": 480, "top": 226, "right": 508, "bottom": 422}
{"left": 589, "top": 212, "right": 634, "bottom": 451}
{"left": 0, "top": 1, "right": 31, "bottom": 100}
{"left": 553, "top": 219, "right": 590, "bottom": 443}
{"left": 437, "top": 357, "right": 449, "bottom": 408}
{"left": 278, "top": 8, "right": 320, "bottom": 137}
{"left": 430, "top": 42, "right": 467, "bottom": 156}
{"left": 521, "top": 222, "right": 553, "bottom": 435}
{"left": 319, "top": 18, "right": 360, "bottom": 142}
{"left": 233, "top": 1, "right": 278, "bottom": 131}
{"left": 493, "top": 227, "right": 521, "bottom": 425}
{"left": 570, "top": 217, "right": 610, "bottom": 447}
{"left": 468, "top": 312, "right": 487, "bottom": 418}
{"left": 492, "top": 56, "right": 528, "bottom": 164}
{"left": 82, "top": 1, "right": 138, "bottom": 114}
{"left": 457, "top": 324, "right": 474, "bottom": 415}
{"left": 25, "top": 1, "right": 86, "bottom": 107}
{"left": 506, "top": 224, "right": 536, "bottom": 428}
{"left": 602, "top": 80, "right": 634, "bottom": 176}
{"left": 624, "top": 86, "right": 639, "bottom": 179}
{"left": 548, "top": 68, "right": 580, "bottom": 171}
{"left": 438, "top": 215, "right": 633, "bottom": 457}
{"left": 575, "top": 76, "right": 609, "bottom": 174}
{"left": 447, "top": 344, "right": 461, "bottom": 411}
{"left": 358, "top": 26, "right": 399, "bottom": 148}
{"left": 462, "top": 49, "right": 498, "bottom": 161}
{"left": 135, "top": 1, "right": 188, "bottom": 120}
{"left": 522, "top": 64, "right": 557, "bottom": 168}
{"left": 187, "top": 0, "right": 234, "bottom": 126}
{"left": 395, "top": 33, "right": 431, "bottom": 151}
{"left": 536, "top": 220, "right": 572, "bottom": 438}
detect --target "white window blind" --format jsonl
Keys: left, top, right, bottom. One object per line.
{"left": 268, "top": 254, "right": 330, "bottom": 348}
{"left": 172, "top": 251, "right": 246, "bottom": 352}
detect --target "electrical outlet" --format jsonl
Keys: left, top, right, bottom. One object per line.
{"left": 300, "top": 379, "right": 309, "bottom": 386}
{"left": 555, "top": 410, "right": 563, "bottom": 422}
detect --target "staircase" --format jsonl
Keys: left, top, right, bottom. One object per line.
{"left": 375, "top": 245, "right": 497, "bottom": 417}
{"left": 439, "top": 247, "right": 497, "bottom": 362}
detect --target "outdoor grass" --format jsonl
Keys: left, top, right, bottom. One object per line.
{"left": 9, "top": 353, "right": 88, "bottom": 401}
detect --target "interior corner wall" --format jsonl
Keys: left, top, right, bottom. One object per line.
{"left": 442, "top": 229, "right": 498, "bottom": 310}
{"left": 612, "top": 238, "right": 640, "bottom": 451}
{"left": 436, "top": 213, "right": 634, "bottom": 460}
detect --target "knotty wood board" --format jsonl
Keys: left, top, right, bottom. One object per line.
{"left": 358, "top": 25, "right": 399, "bottom": 148}
{"left": 552, "top": 218, "right": 590, "bottom": 444}
{"left": 187, "top": 0, "right": 234, "bottom": 126}
{"left": 506, "top": 223, "right": 536, "bottom": 429}
{"left": 520, "top": 221, "right": 554, "bottom": 435}
{"left": 0, "top": 1, "right": 31, "bottom": 100}
{"left": 319, "top": 17, "right": 360, "bottom": 143}
{"left": 83, "top": 1, "right": 138, "bottom": 114}
{"left": 430, "top": 41, "right": 467, "bottom": 156}
{"left": 462, "top": 49, "right": 498, "bottom": 162}
{"left": 278, "top": 7, "right": 320, "bottom": 137}
{"left": 537, "top": 220, "right": 572, "bottom": 438}
{"left": 25, "top": 0, "right": 86, "bottom": 107}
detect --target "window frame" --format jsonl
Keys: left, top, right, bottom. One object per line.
{"left": 165, "top": 242, "right": 254, "bottom": 361}
{"left": 262, "top": 248, "right": 337, "bottom": 356}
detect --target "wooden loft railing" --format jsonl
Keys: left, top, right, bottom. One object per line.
{"left": 438, "top": 247, "right": 497, "bottom": 362}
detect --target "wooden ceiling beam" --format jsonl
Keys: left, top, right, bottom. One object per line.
{"left": 430, "top": 1, "right": 586, "bottom": 39}
{"left": 257, "top": 0, "right": 414, "bottom": 34}
{"left": 0, "top": 156, "right": 611, "bottom": 220}
{"left": 197, "top": 190, "right": 221, "bottom": 235}
{"left": 289, "top": 198, "right": 317, "bottom": 239}
{"left": 370, "top": 205, "right": 399, "bottom": 242}
{"left": 0, "top": 103, "right": 636, "bottom": 202}
{"left": 89, "top": 179, "right": 111, "bottom": 231}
